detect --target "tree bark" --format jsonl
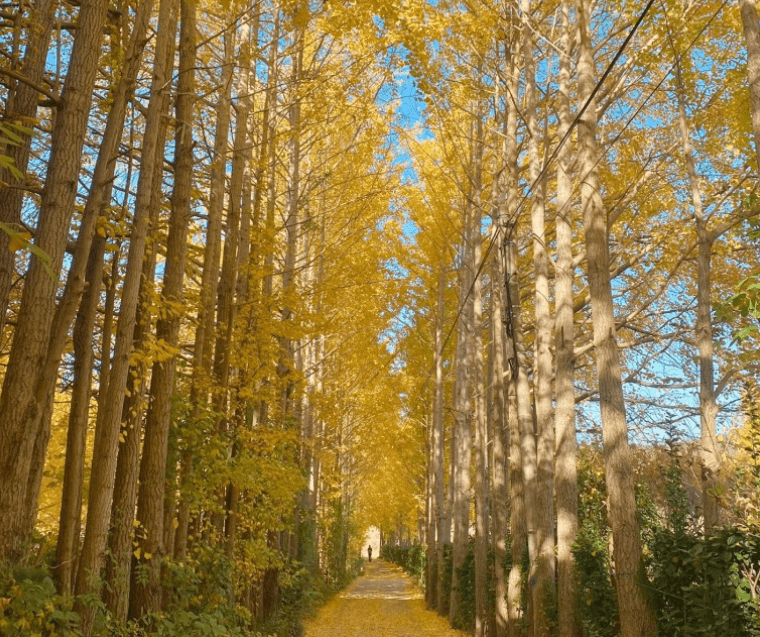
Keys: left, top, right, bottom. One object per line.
{"left": 130, "top": 0, "right": 196, "bottom": 618}
{"left": 432, "top": 265, "right": 446, "bottom": 611}
{"left": 576, "top": 1, "right": 657, "bottom": 634}
{"left": 521, "top": 3, "right": 556, "bottom": 632}
{"left": 0, "top": 0, "right": 57, "bottom": 338}
{"left": 73, "top": 4, "right": 174, "bottom": 632}
{"left": 506, "top": 239, "right": 539, "bottom": 637}
{"left": 0, "top": 0, "right": 110, "bottom": 561}
{"left": 54, "top": 235, "right": 107, "bottom": 594}
{"left": 102, "top": 0, "right": 176, "bottom": 615}
{"left": 741, "top": 0, "right": 760, "bottom": 174}
{"left": 671, "top": 53, "right": 720, "bottom": 532}
{"left": 498, "top": 28, "right": 527, "bottom": 635}
{"left": 471, "top": 102, "right": 489, "bottom": 637}
{"left": 491, "top": 162, "right": 510, "bottom": 637}
{"left": 449, "top": 200, "right": 473, "bottom": 627}
{"left": 555, "top": 2, "right": 579, "bottom": 634}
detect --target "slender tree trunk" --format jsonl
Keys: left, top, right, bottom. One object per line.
{"left": 576, "top": 2, "right": 656, "bottom": 634}
{"left": 130, "top": 0, "right": 195, "bottom": 618}
{"left": 0, "top": 0, "right": 109, "bottom": 561}
{"left": 279, "top": 16, "right": 305, "bottom": 421}
{"left": 54, "top": 235, "right": 106, "bottom": 594}
{"left": 103, "top": 99, "right": 171, "bottom": 619}
{"left": 506, "top": 239, "right": 540, "bottom": 636}
{"left": 741, "top": 0, "right": 760, "bottom": 174}
{"left": 521, "top": 4, "right": 555, "bottom": 632}
{"left": 426, "top": 406, "right": 436, "bottom": 607}
{"left": 194, "top": 26, "right": 235, "bottom": 391}
{"left": 103, "top": 1, "right": 176, "bottom": 614}
{"left": 449, "top": 201, "right": 473, "bottom": 627}
{"left": 0, "top": 0, "right": 57, "bottom": 337}
{"left": 471, "top": 102, "right": 489, "bottom": 637}
{"left": 498, "top": 28, "right": 527, "bottom": 635}
{"left": 433, "top": 265, "right": 446, "bottom": 611}
{"left": 491, "top": 218, "right": 509, "bottom": 637}
{"left": 40, "top": 0, "right": 154, "bottom": 413}
{"left": 73, "top": 3, "right": 175, "bottom": 632}
{"left": 671, "top": 57, "right": 720, "bottom": 532}
{"left": 224, "top": 27, "right": 256, "bottom": 559}
{"left": 555, "top": 2, "right": 579, "bottom": 634}
{"left": 506, "top": 373, "right": 526, "bottom": 637}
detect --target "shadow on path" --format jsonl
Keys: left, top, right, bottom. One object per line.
{"left": 303, "top": 559, "right": 468, "bottom": 637}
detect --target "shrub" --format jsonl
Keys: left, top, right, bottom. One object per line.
{"left": 0, "top": 565, "right": 81, "bottom": 637}
{"left": 572, "top": 521, "right": 618, "bottom": 637}
{"left": 380, "top": 543, "right": 426, "bottom": 585}
{"left": 648, "top": 527, "right": 760, "bottom": 637}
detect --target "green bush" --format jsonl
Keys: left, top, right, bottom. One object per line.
{"left": 572, "top": 521, "right": 618, "bottom": 637}
{"left": 439, "top": 542, "right": 452, "bottom": 616}
{"left": 451, "top": 540, "right": 475, "bottom": 632}
{"left": 380, "top": 544, "right": 426, "bottom": 584}
{"left": 0, "top": 565, "right": 81, "bottom": 636}
{"left": 648, "top": 527, "right": 760, "bottom": 637}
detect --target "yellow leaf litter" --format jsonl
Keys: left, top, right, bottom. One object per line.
{"left": 303, "top": 560, "right": 469, "bottom": 637}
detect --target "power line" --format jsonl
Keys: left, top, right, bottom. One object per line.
{"left": 438, "top": 0, "right": 658, "bottom": 360}
{"left": 408, "top": 0, "right": 728, "bottom": 416}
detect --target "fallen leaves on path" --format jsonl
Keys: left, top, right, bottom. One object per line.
{"left": 303, "top": 560, "right": 470, "bottom": 637}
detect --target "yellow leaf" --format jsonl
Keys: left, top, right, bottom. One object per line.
{"left": 7, "top": 231, "right": 31, "bottom": 253}
{"left": 134, "top": 548, "right": 141, "bottom": 559}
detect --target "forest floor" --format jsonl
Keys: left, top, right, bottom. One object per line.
{"left": 302, "top": 559, "right": 469, "bottom": 637}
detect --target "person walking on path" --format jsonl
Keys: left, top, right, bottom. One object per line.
{"left": 367, "top": 545, "right": 372, "bottom": 562}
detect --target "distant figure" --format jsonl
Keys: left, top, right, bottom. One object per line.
{"left": 367, "top": 545, "right": 372, "bottom": 562}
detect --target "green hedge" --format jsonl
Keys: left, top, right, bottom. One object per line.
{"left": 380, "top": 543, "right": 426, "bottom": 584}
{"left": 647, "top": 527, "right": 760, "bottom": 637}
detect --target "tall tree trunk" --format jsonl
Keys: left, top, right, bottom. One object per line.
{"left": 741, "top": 0, "right": 760, "bottom": 174}
{"left": 130, "top": 0, "right": 196, "bottom": 618}
{"left": 521, "top": 3, "right": 555, "bottom": 633}
{"left": 73, "top": 3, "right": 175, "bottom": 633}
{"left": 576, "top": 2, "right": 656, "bottom": 634}
{"left": 555, "top": 1, "right": 579, "bottom": 634}
{"left": 40, "top": 0, "right": 154, "bottom": 417}
{"left": 471, "top": 100, "right": 489, "bottom": 637}
{"left": 498, "top": 28, "right": 527, "bottom": 635}
{"left": 0, "top": 0, "right": 57, "bottom": 337}
{"left": 433, "top": 265, "right": 446, "bottom": 611}
{"left": 195, "top": 32, "right": 235, "bottom": 385}
{"left": 224, "top": 25, "right": 256, "bottom": 559}
{"left": 449, "top": 201, "right": 473, "bottom": 627}
{"left": 102, "top": 0, "right": 176, "bottom": 615}
{"left": 0, "top": 0, "right": 109, "bottom": 561}
{"left": 491, "top": 195, "right": 509, "bottom": 637}
{"left": 54, "top": 235, "right": 107, "bottom": 594}
{"left": 671, "top": 55, "right": 720, "bottom": 531}
{"left": 506, "top": 239, "right": 539, "bottom": 637}
{"left": 103, "top": 96, "right": 172, "bottom": 620}
{"left": 279, "top": 14, "right": 305, "bottom": 421}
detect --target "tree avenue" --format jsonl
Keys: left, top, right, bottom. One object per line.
{"left": 1, "top": 1, "right": 760, "bottom": 636}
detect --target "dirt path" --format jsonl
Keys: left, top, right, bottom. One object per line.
{"left": 303, "top": 559, "right": 470, "bottom": 637}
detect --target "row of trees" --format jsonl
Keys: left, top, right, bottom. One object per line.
{"left": 4, "top": 0, "right": 760, "bottom": 635}
{"left": 0, "top": 0, "right": 405, "bottom": 634}
{"left": 389, "top": 1, "right": 760, "bottom": 637}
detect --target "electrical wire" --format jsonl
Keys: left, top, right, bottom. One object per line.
{"left": 436, "top": 0, "right": 659, "bottom": 360}
{"left": 406, "top": 0, "right": 729, "bottom": 416}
